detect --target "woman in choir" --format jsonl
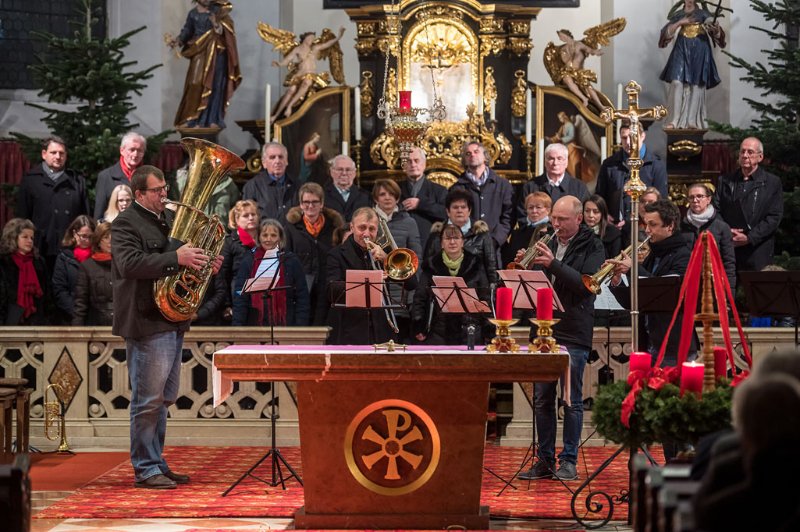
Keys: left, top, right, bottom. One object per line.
{"left": 502, "top": 191, "right": 552, "bottom": 267}
{"left": 412, "top": 223, "right": 489, "bottom": 345}
{"left": 220, "top": 199, "right": 260, "bottom": 321}
{"left": 0, "top": 218, "right": 49, "bottom": 325}
{"left": 52, "top": 215, "right": 96, "bottom": 324}
{"left": 101, "top": 184, "right": 132, "bottom": 223}
{"left": 72, "top": 222, "right": 114, "bottom": 325}
{"left": 232, "top": 219, "right": 310, "bottom": 326}
{"left": 583, "top": 195, "right": 621, "bottom": 259}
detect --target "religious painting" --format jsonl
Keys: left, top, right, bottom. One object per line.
{"left": 535, "top": 85, "right": 612, "bottom": 193}
{"left": 273, "top": 86, "right": 351, "bottom": 184}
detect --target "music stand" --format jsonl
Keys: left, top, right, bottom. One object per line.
{"left": 332, "top": 270, "right": 404, "bottom": 344}
{"left": 431, "top": 276, "right": 490, "bottom": 350}
{"left": 740, "top": 270, "right": 800, "bottom": 346}
{"left": 496, "top": 269, "right": 563, "bottom": 494}
{"left": 223, "top": 252, "right": 302, "bottom": 495}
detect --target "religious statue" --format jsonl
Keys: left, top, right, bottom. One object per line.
{"left": 257, "top": 23, "right": 346, "bottom": 121}
{"left": 166, "top": 0, "right": 242, "bottom": 129}
{"left": 543, "top": 19, "right": 626, "bottom": 111}
{"left": 659, "top": 0, "right": 726, "bottom": 129}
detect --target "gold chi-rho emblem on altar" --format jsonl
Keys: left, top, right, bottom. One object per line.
{"left": 344, "top": 399, "right": 441, "bottom": 496}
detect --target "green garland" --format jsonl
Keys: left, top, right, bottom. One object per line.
{"left": 592, "top": 379, "right": 734, "bottom": 448}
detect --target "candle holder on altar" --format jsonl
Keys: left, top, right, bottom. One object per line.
{"left": 528, "top": 318, "right": 560, "bottom": 353}
{"left": 486, "top": 318, "right": 520, "bottom": 353}
{"left": 521, "top": 137, "right": 534, "bottom": 178}
{"left": 352, "top": 139, "right": 362, "bottom": 180}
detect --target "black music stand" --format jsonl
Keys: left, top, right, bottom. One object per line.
{"left": 223, "top": 252, "right": 302, "bottom": 495}
{"left": 430, "top": 276, "right": 490, "bottom": 350}
{"left": 332, "top": 270, "right": 404, "bottom": 344}
{"left": 740, "top": 270, "right": 800, "bottom": 346}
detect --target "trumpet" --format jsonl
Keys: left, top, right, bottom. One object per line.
{"left": 582, "top": 235, "right": 652, "bottom": 294}
{"left": 507, "top": 226, "right": 559, "bottom": 270}
{"left": 45, "top": 383, "right": 70, "bottom": 453}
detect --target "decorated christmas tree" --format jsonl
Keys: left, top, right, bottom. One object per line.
{"left": 12, "top": 0, "right": 169, "bottom": 197}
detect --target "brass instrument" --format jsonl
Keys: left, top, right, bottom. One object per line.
{"left": 154, "top": 138, "right": 245, "bottom": 322}
{"left": 507, "top": 226, "right": 559, "bottom": 270}
{"left": 373, "top": 213, "right": 419, "bottom": 281}
{"left": 582, "top": 235, "right": 652, "bottom": 294}
{"left": 363, "top": 236, "right": 400, "bottom": 334}
{"left": 44, "top": 383, "right": 70, "bottom": 453}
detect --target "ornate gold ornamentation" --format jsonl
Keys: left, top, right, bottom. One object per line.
{"left": 480, "top": 35, "right": 506, "bottom": 57}
{"left": 416, "top": 5, "right": 463, "bottom": 22}
{"left": 668, "top": 139, "right": 703, "bottom": 161}
{"left": 360, "top": 71, "right": 374, "bottom": 118}
{"left": 409, "top": 23, "right": 472, "bottom": 66}
{"left": 356, "top": 38, "right": 377, "bottom": 56}
{"left": 508, "top": 37, "right": 533, "bottom": 56}
{"left": 511, "top": 70, "right": 527, "bottom": 118}
{"left": 508, "top": 20, "right": 530, "bottom": 35}
{"left": 385, "top": 67, "right": 397, "bottom": 109}
{"left": 479, "top": 17, "right": 505, "bottom": 34}
{"left": 669, "top": 183, "right": 689, "bottom": 206}
{"left": 681, "top": 23, "right": 705, "bottom": 38}
{"left": 483, "top": 66, "right": 497, "bottom": 113}
{"left": 357, "top": 21, "right": 378, "bottom": 37}
{"left": 344, "top": 399, "right": 441, "bottom": 496}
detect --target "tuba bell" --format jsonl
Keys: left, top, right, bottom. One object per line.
{"left": 154, "top": 138, "right": 245, "bottom": 322}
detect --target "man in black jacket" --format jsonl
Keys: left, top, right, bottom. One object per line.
{"left": 323, "top": 155, "right": 371, "bottom": 223}
{"left": 714, "top": 137, "right": 783, "bottom": 272}
{"left": 517, "top": 143, "right": 589, "bottom": 222}
{"left": 112, "top": 165, "right": 222, "bottom": 489}
{"left": 518, "top": 195, "right": 605, "bottom": 482}
{"left": 242, "top": 142, "right": 298, "bottom": 226}
{"left": 399, "top": 147, "right": 447, "bottom": 251}
{"left": 94, "top": 131, "right": 147, "bottom": 220}
{"left": 15, "top": 135, "right": 90, "bottom": 273}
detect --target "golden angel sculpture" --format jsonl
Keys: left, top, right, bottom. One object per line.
{"left": 543, "top": 18, "right": 626, "bottom": 111}
{"left": 257, "top": 23, "right": 346, "bottom": 121}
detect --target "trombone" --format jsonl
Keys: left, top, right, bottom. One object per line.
{"left": 507, "top": 226, "right": 559, "bottom": 270}
{"left": 582, "top": 235, "right": 652, "bottom": 294}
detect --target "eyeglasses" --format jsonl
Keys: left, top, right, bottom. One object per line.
{"left": 75, "top": 232, "right": 93, "bottom": 240}
{"left": 740, "top": 149, "right": 762, "bottom": 156}
{"left": 301, "top": 200, "right": 322, "bottom": 206}
{"left": 144, "top": 184, "right": 169, "bottom": 194}
{"left": 688, "top": 194, "right": 709, "bottom": 201}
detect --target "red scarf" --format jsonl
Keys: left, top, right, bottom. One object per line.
{"left": 249, "top": 247, "right": 287, "bottom": 326}
{"left": 237, "top": 227, "right": 257, "bottom": 249}
{"left": 11, "top": 252, "right": 43, "bottom": 319}
{"left": 119, "top": 156, "right": 135, "bottom": 180}
{"left": 73, "top": 246, "right": 92, "bottom": 263}
{"left": 92, "top": 252, "right": 112, "bottom": 262}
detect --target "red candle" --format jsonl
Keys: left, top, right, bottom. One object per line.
{"left": 496, "top": 287, "right": 513, "bottom": 320}
{"left": 713, "top": 347, "right": 728, "bottom": 379}
{"left": 536, "top": 288, "right": 553, "bottom": 321}
{"left": 399, "top": 90, "right": 412, "bottom": 111}
{"left": 680, "top": 362, "right": 704, "bottom": 396}
{"left": 629, "top": 351, "right": 652, "bottom": 373}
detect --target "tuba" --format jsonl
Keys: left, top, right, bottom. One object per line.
{"left": 582, "top": 235, "right": 652, "bottom": 294}
{"left": 154, "top": 138, "right": 245, "bottom": 322}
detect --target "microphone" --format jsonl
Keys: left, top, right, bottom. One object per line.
{"left": 466, "top": 323, "right": 476, "bottom": 350}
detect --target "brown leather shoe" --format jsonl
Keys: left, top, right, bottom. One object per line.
{"left": 163, "top": 470, "right": 190, "bottom": 484}
{"left": 134, "top": 474, "right": 177, "bottom": 489}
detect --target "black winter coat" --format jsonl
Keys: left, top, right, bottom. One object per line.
{"left": 451, "top": 168, "right": 514, "bottom": 250}
{"left": 680, "top": 211, "right": 737, "bottom": 289}
{"left": 518, "top": 172, "right": 589, "bottom": 221}
{"left": 72, "top": 257, "right": 114, "bottom": 325}
{"left": 425, "top": 221, "right": 498, "bottom": 285}
{"left": 595, "top": 148, "right": 669, "bottom": 224}
{"left": 0, "top": 253, "right": 50, "bottom": 325}
{"left": 399, "top": 177, "right": 448, "bottom": 251}
{"left": 52, "top": 247, "right": 80, "bottom": 320}
{"left": 323, "top": 182, "right": 371, "bottom": 223}
{"left": 220, "top": 229, "right": 257, "bottom": 309}
{"left": 242, "top": 172, "right": 299, "bottom": 226}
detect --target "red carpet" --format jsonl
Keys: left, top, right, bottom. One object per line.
{"left": 30, "top": 451, "right": 130, "bottom": 491}
{"left": 34, "top": 445, "right": 659, "bottom": 521}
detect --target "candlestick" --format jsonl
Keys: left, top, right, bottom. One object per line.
{"left": 600, "top": 136, "right": 607, "bottom": 163}
{"left": 536, "top": 288, "right": 553, "bottom": 321}
{"left": 496, "top": 287, "right": 513, "bottom": 320}
{"left": 354, "top": 140, "right": 362, "bottom": 181}
{"left": 525, "top": 89, "right": 533, "bottom": 143}
{"left": 486, "top": 318, "right": 520, "bottom": 353}
{"left": 399, "top": 90, "right": 412, "bottom": 111}
{"left": 354, "top": 87, "right": 362, "bottom": 141}
{"left": 529, "top": 318, "right": 560, "bottom": 353}
{"left": 265, "top": 83, "right": 271, "bottom": 144}
{"left": 522, "top": 137, "right": 533, "bottom": 178}
{"left": 537, "top": 138, "right": 545, "bottom": 176}
{"left": 680, "top": 362, "right": 704, "bottom": 396}
{"left": 629, "top": 351, "right": 652, "bottom": 373}
{"left": 713, "top": 347, "right": 728, "bottom": 380}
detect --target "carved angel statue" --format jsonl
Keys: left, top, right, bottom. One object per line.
{"left": 257, "top": 23, "right": 345, "bottom": 121}
{"left": 543, "top": 18, "right": 626, "bottom": 111}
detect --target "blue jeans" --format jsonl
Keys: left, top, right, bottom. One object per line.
{"left": 126, "top": 331, "right": 184, "bottom": 482}
{"left": 534, "top": 344, "right": 589, "bottom": 465}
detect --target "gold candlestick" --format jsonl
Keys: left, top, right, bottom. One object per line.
{"left": 486, "top": 318, "right": 520, "bottom": 353}
{"left": 352, "top": 140, "right": 363, "bottom": 181}
{"left": 521, "top": 137, "right": 534, "bottom": 178}
{"left": 529, "top": 318, "right": 560, "bottom": 353}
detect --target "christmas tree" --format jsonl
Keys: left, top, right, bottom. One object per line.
{"left": 711, "top": 0, "right": 800, "bottom": 259}
{"left": 12, "top": 0, "right": 170, "bottom": 196}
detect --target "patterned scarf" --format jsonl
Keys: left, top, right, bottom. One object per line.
{"left": 11, "top": 252, "right": 43, "bottom": 319}
{"left": 303, "top": 214, "right": 325, "bottom": 238}
{"left": 441, "top": 250, "right": 464, "bottom": 276}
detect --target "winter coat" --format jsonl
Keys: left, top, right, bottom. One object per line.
{"left": 425, "top": 220, "right": 498, "bottom": 285}
{"left": 72, "top": 257, "right": 114, "bottom": 325}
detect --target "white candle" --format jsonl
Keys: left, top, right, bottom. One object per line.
{"left": 616, "top": 83, "right": 623, "bottom": 109}
{"left": 600, "top": 136, "right": 607, "bottom": 163}
{"left": 525, "top": 89, "right": 533, "bottom": 143}
{"left": 342, "top": 141, "right": 349, "bottom": 155}
{"left": 265, "top": 83, "right": 271, "bottom": 144}
{"left": 490, "top": 99, "right": 496, "bottom": 121}
{"left": 354, "top": 87, "right": 362, "bottom": 141}
{"left": 537, "top": 138, "right": 545, "bottom": 175}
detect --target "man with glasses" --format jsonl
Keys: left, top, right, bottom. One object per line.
{"left": 243, "top": 142, "right": 298, "bottom": 226}
{"left": 680, "top": 183, "right": 736, "bottom": 288}
{"left": 15, "top": 135, "right": 90, "bottom": 274}
{"left": 715, "top": 137, "right": 784, "bottom": 271}
{"left": 323, "top": 154, "right": 370, "bottom": 222}
{"left": 112, "top": 165, "right": 222, "bottom": 489}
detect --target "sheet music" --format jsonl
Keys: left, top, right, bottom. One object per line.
{"left": 594, "top": 281, "right": 625, "bottom": 311}
{"left": 345, "top": 269, "right": 385, "bottom": 308}
{"left": 241, "top": 250, "right": 281, "bottom": 294}
{"left": 498, "top": 269, "right": 565, "bottom": 312}
{"left": 432, "top": 286, "right": 490, "bottom": 313}
{"left": 432, "top": 275, "right": 467, "bottom": 288}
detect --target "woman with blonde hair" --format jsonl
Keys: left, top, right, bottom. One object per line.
{"left": 102, "top": 184, "right": 133, "bottom": 223}
{"left": 220, "top": 199, "right": 260, "bottom": 320}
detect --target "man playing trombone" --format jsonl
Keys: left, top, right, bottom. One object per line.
{"left": 325, "top": 207, "right": 417, "bottom": 345}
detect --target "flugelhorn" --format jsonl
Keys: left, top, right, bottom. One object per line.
{"left": 507, "top": 226, "right": 559, "bottom": 270}
{"left": 45, "top": 383, "right": 70, "bottom": 453}
{"left": 582, "top": 235, "right": 652, "bottom": 294}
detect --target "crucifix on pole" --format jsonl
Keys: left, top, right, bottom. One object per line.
{"left": 600, "top": 80, "right": 668, "bottom": 352}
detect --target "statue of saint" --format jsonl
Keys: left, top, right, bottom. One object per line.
{"left": 166, "top": 0, "right": 242, "bottom": 129}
